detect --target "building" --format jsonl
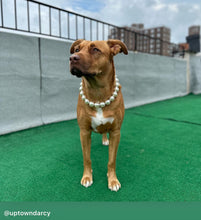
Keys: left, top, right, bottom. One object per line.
{"left": 186, "top": 25, "right": 201, "bottom": 53}
{"left": 179, "top": 43, "right": 189, "bottom": 51}
{"left": 109, "top": 24, "right": 172, "bottom": 56}
{"left": 188, "top": 26, "right": 200, "bottom": 35}
{"left": 108, "top": 24, "right": 144, "bottom": 51}
{"left": 172, "top": 43, "right": 189, "bottom": 58}
{"left": 129, "top": 23, "right": 144, "bottom": 31}
{"left": 137, "top": 26, "right": 171, "bottom": 56}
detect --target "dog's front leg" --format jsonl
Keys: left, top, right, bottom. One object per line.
{"left": 80, "top": 129, "right": 93, "bottom": 188}
{"left": 107, "top": 130, "right": 121, "bottom": 191}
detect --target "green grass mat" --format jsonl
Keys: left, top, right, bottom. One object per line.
{"left": 131, "top": 94, "right": 201, "bottom": 125}
{"left": 1, "top": 94, "right": 201, "bottom": 201}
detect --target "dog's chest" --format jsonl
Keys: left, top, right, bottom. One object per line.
{"left": 91, "top": 108, "right": 114, "bottom": 132}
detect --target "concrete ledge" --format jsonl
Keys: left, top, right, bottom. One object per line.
{"left": 0, "top": 32, "right": 42, "bottom": 134}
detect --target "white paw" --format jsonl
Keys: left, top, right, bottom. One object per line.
{"left": 102, "top": 140, "right": 109, "bottom": 146}
{"left": 81, "top": 180, "right": 93, "bottom": 188}
{"left": 109, "top": 184, "right": 121, "bottom": 192}
{"left": 108, "top": 178, "right": 121, "bottom": 192}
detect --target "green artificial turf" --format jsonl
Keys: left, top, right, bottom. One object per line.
{"left": 131, "top": 93, "right": 201, "bottom": 125}
{"left": 0, "top": 94, "right": 201, "bottom": 201}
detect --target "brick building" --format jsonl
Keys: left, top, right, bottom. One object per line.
{"left": 137, "top": 26, "right": 171, "bottom": 56}
{"left": 109, "top": 23, "right": 172, "bottom": 56}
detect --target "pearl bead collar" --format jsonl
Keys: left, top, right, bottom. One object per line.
{"left": 79, "top": 76, "right": 120, "bottom": 108}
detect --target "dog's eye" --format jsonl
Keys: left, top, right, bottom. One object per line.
{"left": 93, "top": 48, "right": 101, "bottom": 52}
{"left": 75, "top": 48, "right": 80, "bottom": 52}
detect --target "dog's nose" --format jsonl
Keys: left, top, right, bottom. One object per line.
{"left": 69, "top": 54, "right": 80, "bottom": 62}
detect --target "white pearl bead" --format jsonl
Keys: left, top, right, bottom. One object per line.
{"left": 100, "top": 102, "right": 105, "bottom": 107}
{"left": 105, "top": 100, "right": 110, "bottom": 105}
{"left": 116, "top": 78, "right": 119, "bottom": 82}
{"left": 81, "top": 95, "right": 86, "bottom": 100}
{"left": 113, "top": 91, "right": 118, "bottom": 97}
{"left": 89, "top": 102, "right": 94, "bottom": 107}
{"left": 110, "top": 96, "right": 115, "bottom": 101}
{"left": 80, "top": 82, "right": 83, "bottom": 86}
{"left": 85, "top": 99, "right": 89, "bottom": 104}
{"left": 80, "top": 90, "right": 84, "bottom": 95}
{"left": 79, "top": 86, "right": 82, "bottom": 91}
{"left": 95, "top": 103, "right": 100, "bottom": 108}
{"left": 115, "top": 87, "right": 119, "bottom": 92}
{"left": 116, "top": 82, "right": 120, "bottom": 87}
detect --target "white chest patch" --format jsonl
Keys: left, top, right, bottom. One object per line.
{"left": 91, "top": 108, "right": 114, "bottom": 132}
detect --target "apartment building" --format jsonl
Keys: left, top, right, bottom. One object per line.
{"left": 109, "top": 24, "right": 172, "bottom": 56}
{"left": 188, "top": 26, "right": 200, "bottom": 36}
{"left": 137, "top": 26, "right": 171, "bottom": 56}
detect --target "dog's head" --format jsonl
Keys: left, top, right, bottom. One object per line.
{"left": 69, "top": 39, "right": 128, "bottom": 78}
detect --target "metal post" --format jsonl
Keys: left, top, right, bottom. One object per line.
{"left": 96, "top": 21, "right": 98, "bottom": 40}
{"left": 83, "top": 17, "right": 85, "bottom": 39}
{"left": 90, "top": 19, "right": 92, "bottom": 41}
{"left": 75, "top": 15, "right": 78, "bottom": 40}
{"left": 59, "top": 10, "right": 61, "bottom": 37}
{"left": 102, "top": 23, "right": 104, "bottom": 40}
{"left": 0, "top": 0, "right": 3, "bottom": 27}
{"left": 67, "top": 12, "right": 70, "bottom": 39}
{"left": 27, "top": 0, "right": 30, "bottom": 31}
{"left": 14, "top": 0, "right": 17, "bottom": 29}
{"left": 49, "top": 7, "right": 51, "bottom": 35}
{"left": 38, "top": 4, "right": 41, "bottom": 33}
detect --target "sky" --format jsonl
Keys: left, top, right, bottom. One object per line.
{"left": 37, "top": 0, "right": 201, "bottom": 43}
{"left": 1, "top": 0, "right": 201, "bottom": 43}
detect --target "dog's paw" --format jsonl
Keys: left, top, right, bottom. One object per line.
{"left": 102, "top": 139, "right": 109, "bottom": 146}
{"left": 108, "top": 179, "right": 121, "bottom": 192}
{"left": 81, "top": 176, "right": 93, "bottom": 188}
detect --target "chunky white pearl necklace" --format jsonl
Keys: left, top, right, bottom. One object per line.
{"left": 79, "top": 76, "right": 120, "bottom": 108}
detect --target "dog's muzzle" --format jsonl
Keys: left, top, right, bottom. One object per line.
{"left": 69, "top": 54, "right": 83, "bottom": 77}
{"left": 69, "top": 54, "right": 97, "bottom": 78}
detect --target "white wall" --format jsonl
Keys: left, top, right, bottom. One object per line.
{"left": 0, "top": 31, "right": 192, "bottom": 135}
{"left": 189, "top": 54, "right": 201, "bottom": 94}
{"left": 115, "top": 52, "right": 187, "bottom": 108}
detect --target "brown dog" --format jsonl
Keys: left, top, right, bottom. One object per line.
{"left": 69, "top": 39, "right": 128, "bottom": 191}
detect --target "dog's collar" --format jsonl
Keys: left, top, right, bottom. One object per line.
{"left": 79, "top": 76, "right": 120, "bottom": 108}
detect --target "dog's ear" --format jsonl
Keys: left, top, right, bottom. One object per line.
{"left": 107, "top": 39, "right": 128, "bottom": 56}
{"left": 70, "top": 39, "right": 84, "bottom": 54}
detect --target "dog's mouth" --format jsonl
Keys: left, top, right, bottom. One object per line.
{"left": 71, "top": 67, "right": 83, "bottom": 78}
{"left": 70, "top": 67, "right": 99, "bottom": 78}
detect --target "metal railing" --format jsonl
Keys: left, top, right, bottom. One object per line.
{"left": 0, "top": 0, "right": 181, "bottom": 56}
{"left": 0, "top": 0, "right": 118, "bottom": 41}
